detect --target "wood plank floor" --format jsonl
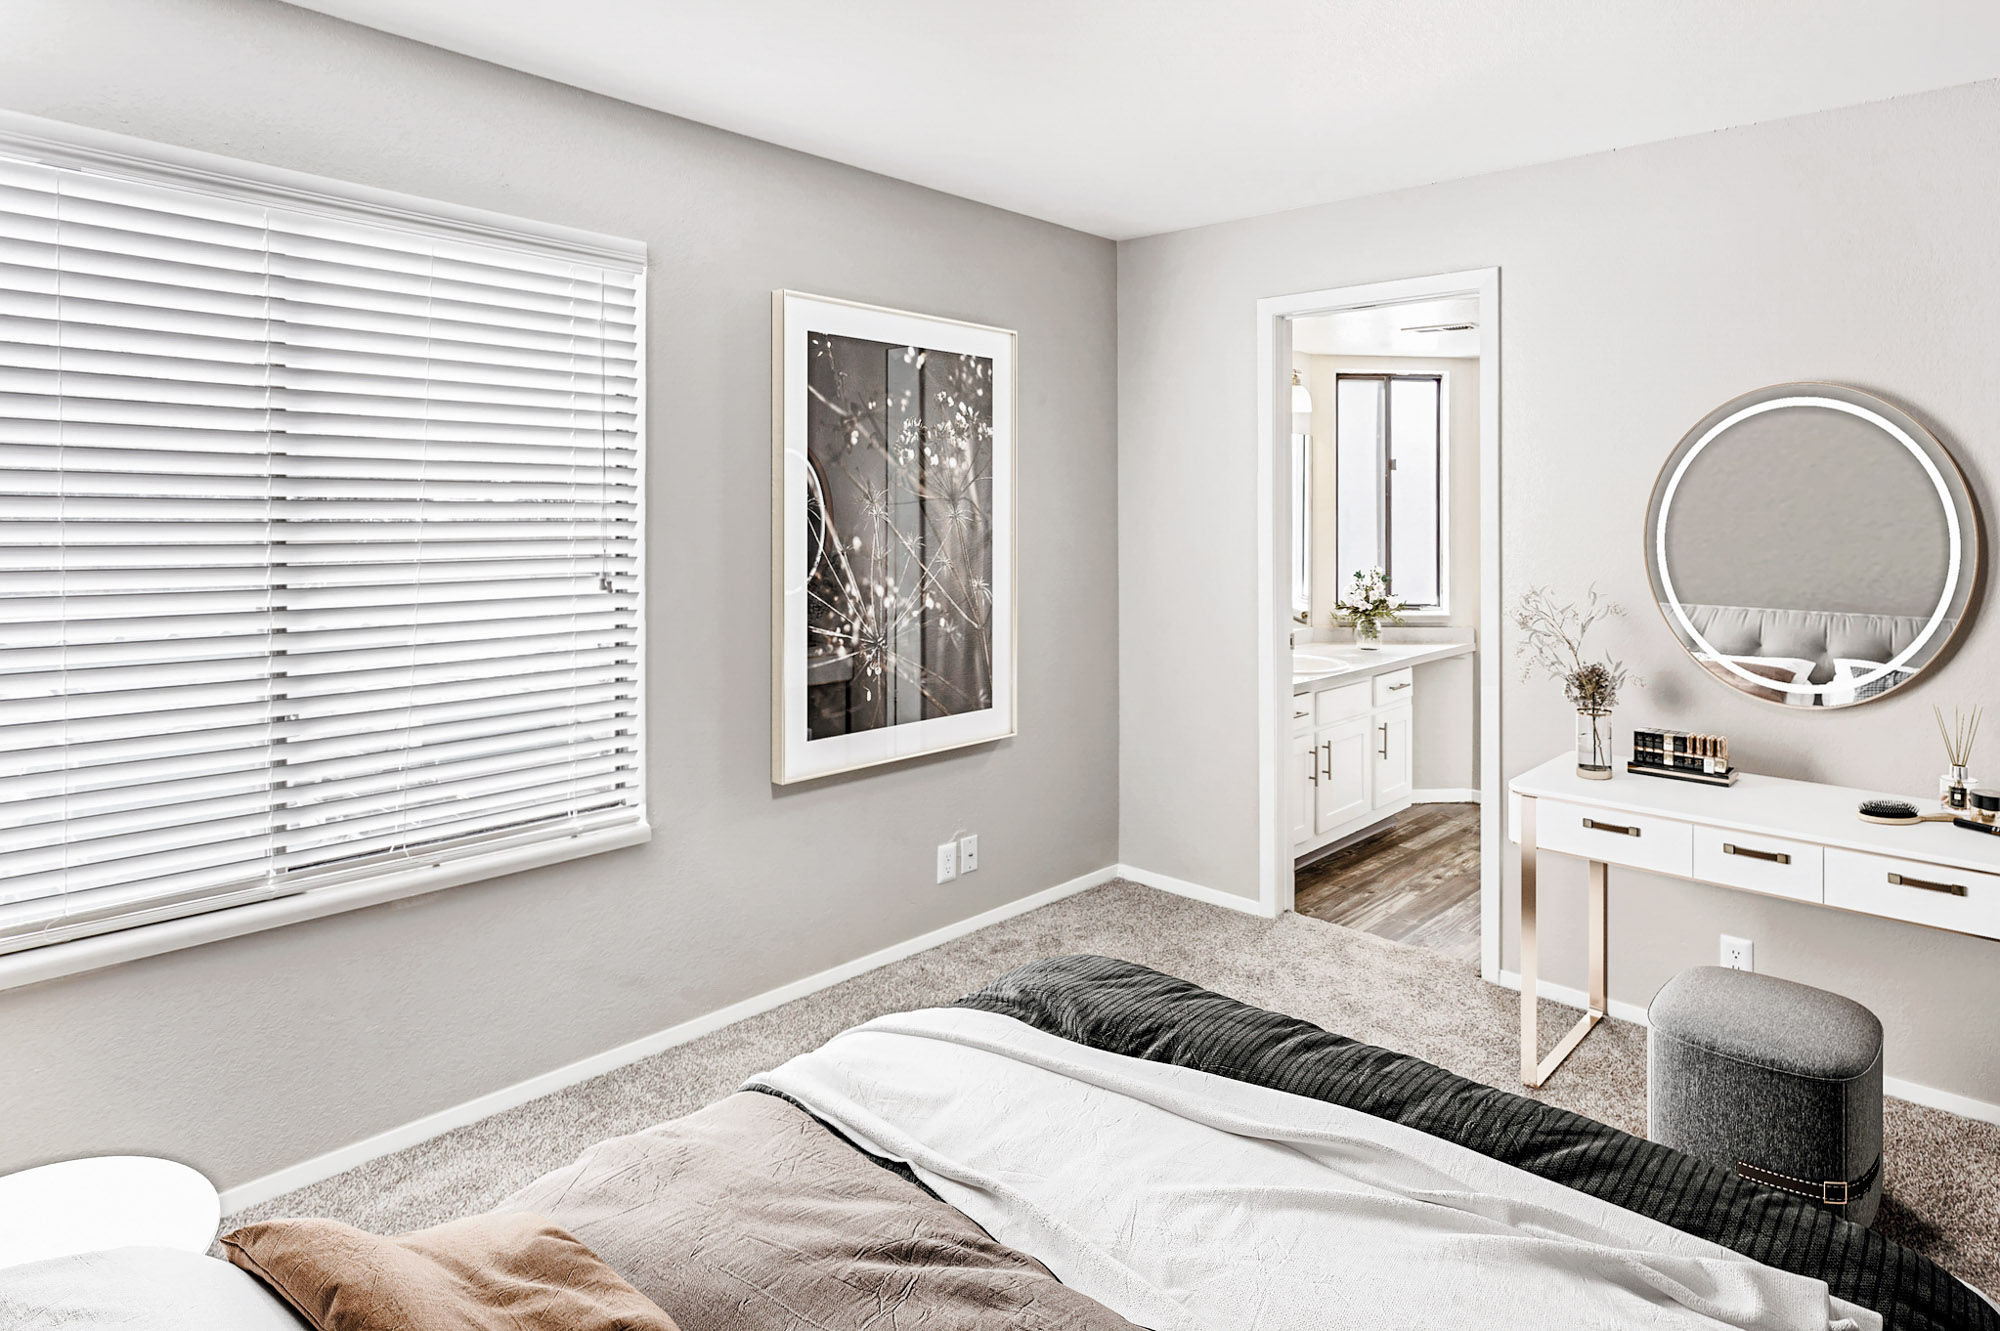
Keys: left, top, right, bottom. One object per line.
{"left": 1294, "top": 802, "right": 1480, "bottom": 964}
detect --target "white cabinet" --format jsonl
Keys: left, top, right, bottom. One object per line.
{"left": 1316, "top": 715, "right": 1373, "bottom": 831}
{"left": 1289, "top": 730, "right": 1315, "bottom": 845}
{"left": 1292, "top": 681, "right": 1417, "bottom": 856}
{"left": 1372, "top": 704, "right": 1412, "bottom": 806}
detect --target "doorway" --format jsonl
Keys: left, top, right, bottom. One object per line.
{"left": 1254, "top": 270, "right": 1501, "bottom": 980}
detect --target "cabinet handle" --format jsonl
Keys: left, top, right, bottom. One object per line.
{"left": 1307, "top": 755, "right": 1318, "bottom": 787}
{"left": 1320, "top": 740, "right": 1331, "bottom": 778}
{"left": 1723, "top": 843, "right": 1790, "bottom": 865}
{"left": 1888, "top": 871, "right": 1968, "bottom": 897}
{"left": 1387, "top": 680, "right": 1411, "bottom": 691}
{"left": 1581, "top": 817, "right": 1640, "bottom": 838}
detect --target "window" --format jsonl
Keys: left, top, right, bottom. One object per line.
{"left": 0, "top": 130, "right": 646, "bottom": 959}
{"left": 1333, "top": 373, "right": 1443, "bottom": 610}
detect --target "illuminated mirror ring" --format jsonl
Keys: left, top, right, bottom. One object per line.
{"left": 1644, "top": 383, "right": 1980, "bottom": 710}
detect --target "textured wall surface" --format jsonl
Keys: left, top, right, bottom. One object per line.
{"left": 0, "top": 0, "right": 1119, "bottom": 1188}
{"left": 1118, "top": 79, "right": 2000, "bottom": 1104}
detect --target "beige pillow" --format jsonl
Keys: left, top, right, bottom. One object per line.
{"left": 1697, "top": 655, "right": 1799, "bottom": 704}
{"left": 222, "top": 1211, "right": 678, "bottom": 1331}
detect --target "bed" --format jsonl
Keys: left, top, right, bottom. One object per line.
{"left": 8, "top": 956, "right": 1989, "bottom": 1331}
{"left": 497, "top": 955, "right": 1990, "bottom": 1331}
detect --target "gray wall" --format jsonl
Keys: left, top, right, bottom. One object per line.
{"left": 1119, "top": 80, "right": 2000, "bottom": 1104}
{"left": 1664, "top": 404, "right": 1949, "bottom": 617}
{"left": 0, "top": 0, "right": 1119, "bottom": 1189}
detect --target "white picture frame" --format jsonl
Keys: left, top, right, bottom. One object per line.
{"left": 771, "top": 290, "right": 1017, "bottom": 784}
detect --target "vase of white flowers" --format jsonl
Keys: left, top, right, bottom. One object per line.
{"left": 1513, "top": 585, "right": 1641, "bottom": 780}
{"left": 1334, "top": 569, "right": 1406, "bottom": 650}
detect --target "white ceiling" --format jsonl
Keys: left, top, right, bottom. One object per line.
{"left": 283, "top": 1, "right": 2000, "bottom": 240}
{"left": 1292, "top": 298, "right": 1482, "bottom": 360}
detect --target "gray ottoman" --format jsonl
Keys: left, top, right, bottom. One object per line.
{"left": 1647, "top": 966, "right": 1884, "bottom": 1226}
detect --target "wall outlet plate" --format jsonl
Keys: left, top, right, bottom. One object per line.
{"left": 957, "top": 834, "right": 979, "bottom": 873}
{"left": 1720, "top": 934, "right": 1754, "bottom": 971}
{"left": 936, "top": 841, "right": 958, "bottom": 884}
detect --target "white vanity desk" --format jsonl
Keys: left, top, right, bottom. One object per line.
{"left": 1508, "top": 752, "right": 2000, "bottom": 1087}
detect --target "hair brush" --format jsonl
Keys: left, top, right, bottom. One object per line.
{"left": 1857, "top": 798, "right": 1955, "bottom": 825}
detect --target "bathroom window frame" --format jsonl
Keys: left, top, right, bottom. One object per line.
{"left": 1332, "top": 371, "right": 1447, "bottom": 616}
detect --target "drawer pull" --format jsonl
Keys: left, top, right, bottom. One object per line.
{"left": 1723, "top": 843, "right": 1790, "bottom": 865}
{"left": 1386, "top": 680, "right": 1411, "bottom": 691}
{"left": 1294, "top": 707, "right": 1311, "bottom": 720}
{"left": 1887, "top": 871, "right": 1968, "bottom": 897}
{"left": 1582, "top": 817, "right": 1640, "bottom": 838}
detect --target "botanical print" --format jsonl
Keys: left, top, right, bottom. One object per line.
{"left": 803, "top": 333, "right": 994, "bottom": 740}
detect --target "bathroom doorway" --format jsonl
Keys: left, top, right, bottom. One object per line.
{"left": 1254, "top": 270, "right": 1501, "bottom": 977}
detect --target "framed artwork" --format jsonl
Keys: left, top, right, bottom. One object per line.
{"left": 771, "top": 290, "right": 1017, "bottom": 783}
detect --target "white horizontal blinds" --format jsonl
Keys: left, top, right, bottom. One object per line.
{"left": 262, "top": 212, "right": 642, "bottom": 885}
{"left": 0, "top": 160, "right": 287, "bottom": 950}
{"left": 0, "top": 150, "right": 643, "bottom": 954}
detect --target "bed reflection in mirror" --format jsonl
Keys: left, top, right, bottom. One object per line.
{"left": 1645, "top": 383, "right": 1979, "bottom": 708}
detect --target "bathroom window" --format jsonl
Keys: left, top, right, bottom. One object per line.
{"left": 1334, "top": 373, "right": 1443, "bottom": 611}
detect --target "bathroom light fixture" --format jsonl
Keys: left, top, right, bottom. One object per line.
{"left": 1291, "top": 369, "right": 1312, "bottom": 414}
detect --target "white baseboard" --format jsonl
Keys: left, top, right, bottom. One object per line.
{"left": 1112, "top": 862, "right": 1272, "bottom": 917}
{"left": 1410, "top": 787, "right": 1482, "bottom": 804}
{"left": 218, "top": 863, "right": 1119, "bottom": 1214}
{"left": 1495, "top": 969, "right": 2000, "bottom": 1128}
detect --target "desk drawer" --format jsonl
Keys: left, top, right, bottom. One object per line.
{"left": 1532, "top": 798, "right": 1693, "bottom": 877}
{"left": 1315, "top": 681, "right": 1371, "bottom": 726}
{"left": 1825, "top": 849, "right": 2000, "bottom": 940}
{"left": 1693, "top": 827, "right": 1822, "bottom": 904}
{"left": 1372, "top": 668, "right": 1415, "bottom": 707}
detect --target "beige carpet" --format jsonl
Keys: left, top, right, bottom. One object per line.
{"left": 224, "top": 880, "right": 2000, "bottom": 1294}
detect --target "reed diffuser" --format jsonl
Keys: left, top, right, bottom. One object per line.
{"left": 1934, "top": 704, "right": 1984, "bottom": 811}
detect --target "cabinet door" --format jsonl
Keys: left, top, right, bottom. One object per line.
{"left": 1373, "top": 703, "right": 1413, "bottom": 807}
{"left": 1289, "top": 731, "right": 1315, "bottom": 846}
{"left": 1315, "top": 716, "right": 1372, "bottom": 833}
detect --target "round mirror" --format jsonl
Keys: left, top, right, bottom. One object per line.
{"left": 1645, "top": 383, "right": 1979, "bottom": 708}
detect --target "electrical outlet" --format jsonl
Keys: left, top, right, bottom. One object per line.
{"left": 957, "top": 834, "right": 979, "bottom": 874}
{"left": 935, "top": 841, "right": 958, "bottom": 884}
{"left": 1720, "top": 934, "right": 1754, "bottom": 971}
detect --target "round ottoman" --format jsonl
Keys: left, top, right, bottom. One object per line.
{"left": 1647, "top": 966, "right": 1884, "bottom": 1226}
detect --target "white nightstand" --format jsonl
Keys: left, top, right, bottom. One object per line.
{"left": 0, "top": 1156, "right": 220, "bottom": 1269}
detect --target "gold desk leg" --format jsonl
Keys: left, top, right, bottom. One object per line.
{"left": 1519, "top": 794, "right": 1608, "bottom": 1088}
{"left": 1519, "top": 796, "right": 1540, "bottom": 1086}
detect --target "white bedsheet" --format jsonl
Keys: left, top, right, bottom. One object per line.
{"left": 754, "top": 1007, "right": 1878, "bottom": 1331}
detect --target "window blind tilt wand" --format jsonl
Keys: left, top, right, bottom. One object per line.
{"left": 0, "top": 128, "right": 647, "bottom": 958}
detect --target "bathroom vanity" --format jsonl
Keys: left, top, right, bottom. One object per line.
{"left": 1291, "top": 640, "right": 1474, "bottom": 858}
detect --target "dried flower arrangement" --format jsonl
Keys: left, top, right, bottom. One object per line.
{"left": 1512, "top": 584, "right": 1641, "bottom": 713}
{"left": 1333, "top": 568, "right": 1407, "bottom": 644}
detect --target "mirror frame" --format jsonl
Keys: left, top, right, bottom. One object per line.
{"left": 1645, "top": 382, "right": 1981, "bottom": 710}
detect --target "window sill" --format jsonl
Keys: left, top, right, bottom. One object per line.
{"left": 0, "top": 824, "right": 651, "bottom": 995}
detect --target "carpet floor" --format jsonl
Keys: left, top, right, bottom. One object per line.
{"left": 224, "top": 880, "right": 2000, "bottom": 1295}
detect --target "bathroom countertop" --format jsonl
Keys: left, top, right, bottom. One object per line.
{"left": 1291, "top": 639, "right": 1475, "bottom": 695}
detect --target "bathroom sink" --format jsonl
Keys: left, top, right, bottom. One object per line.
{"left": 1290, "top": 647, "right": 1358, "bottom": 680}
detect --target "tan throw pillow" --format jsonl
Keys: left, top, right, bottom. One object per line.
{"left": 222, "top": 1211, "right": 679, "bottom": 1331}
{"left": 1697, "top": 655, "right": 1796, "bottom": 705}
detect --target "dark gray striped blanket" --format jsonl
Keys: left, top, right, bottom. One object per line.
{"left": 953, "top": 954, "right": 1992, "bottom": 1331}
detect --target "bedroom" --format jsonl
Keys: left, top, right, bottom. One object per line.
{"left": 2, "top": 2, "right": 1999, "bottom": 1328}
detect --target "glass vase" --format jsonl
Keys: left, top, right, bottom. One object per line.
{"left": 1576, "top": 708, "right": 1614, "bottom": 781}
{"left": 1355, "top": 618, "right": 1381, "bottom": 650}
